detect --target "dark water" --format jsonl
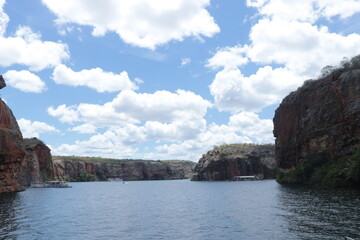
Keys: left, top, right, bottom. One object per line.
{"left": 0, "top": 180, "right": 359, "bottom": 240}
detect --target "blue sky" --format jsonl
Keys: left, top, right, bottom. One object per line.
{"left": 1, "top": 0, "right": 360, "bottom": 161}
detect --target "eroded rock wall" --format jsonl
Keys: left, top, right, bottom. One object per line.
{"left": 191, "top": 144, "right": 276, "bottom": 181}
{"left": 0, "top": 99, "right": 26, "bottom": 193}
{"left": 54, "top": 158, "right": 195, "bottom": 181}
{"left": 19, "top": 138, "right": 54, "bottom": 186}
{"left": 274, "top": 69, "right": 360, "bottom": 170}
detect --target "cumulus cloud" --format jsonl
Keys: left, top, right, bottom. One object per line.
{"left": 0, "top": 26, "right": 69, "bottom": 71}
{"left": 48, "top": 90, "right": 211, "bottom": 128}
{"left": 70, "top": 123, "right": 97, "bottom": 134}
{"left": 4, "top": 70, "right": 46, "bottom": 93}
{"left": 42, "top": 0, "right": 220, "bottom": 49}
{"left": 52, "top": 125, "right": 144, "bottom": 158}
{"left": 111, "top": 90, "right": 212, "bottom": 122}
{"left": 229, "top": 111, "right": 274, "bottom": 143}
{"left": 207, "top": 46, "right": 248, "bottom": 70}
{"left": 248, "top": 19, "right": 360, "bottom": 76}
{"left": 0, "top": 0, "right": 8, "bottom": 36}
{"left": 145, "top": 124, "right": 253, "bottom": 160}
{"left": 208, "top": 1, "right": 360, "bottom": 113}
{"left": 247, "top": 0, "right": 360, "bottom": 22}
{"left": 209, "top": 60, "right": 303, "bottom": 112}
{"left": 52, "top": 64, "right": 138, "bottom": 92}
{"left": 145, "top": 118, "right": 206, "bottom": 142}
{"left": 18, "top": 118, "right": 59, "bottom": 138}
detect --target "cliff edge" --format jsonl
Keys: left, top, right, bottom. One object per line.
{"left": 0, "top": 77, "right": 27, "bottom": 193}
{"left": 274, "top": 56, "right": 360, "bottom": 187}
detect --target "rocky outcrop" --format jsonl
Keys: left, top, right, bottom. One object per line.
{"left": 274, "top": 69, "right": 360, "bottom": 171}
{"left": 0, "top": 75, "right": 5, "bottom": 89}
{"left": 53, "top": 157, "right": 196, "bottom": 181}
{"left": 191, "top": 144, "right": 276, "bottom": 181}
{"left": 0, "top": 98, "right": 26, "bottom": 193}
{"left": 19, "top": 138, "right": 54, "bottom": 186}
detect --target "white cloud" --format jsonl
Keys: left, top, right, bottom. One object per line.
{"left": 112, "top": 90, "right": 212, "bottom": 122}
{"left": 42, "top": 0, "right": 220, "bottom": 49}
{"left": 48, "top": 104, "right": 80, "bottom": 123}
{"left": 0, "top": 26, "right": 69, "bottom": 71}
{"left": 52, "top": 126, "right": 142, "bottom": 158}
{"left": 145, "top": 118, "right": 206, "bottom": 142}
{"left": 48, "top": 90, "right": 211, "bottom": 130}
{"left": 229, "top": 111, "right": 274, "bottom": 143}
{"left": 0, "top": 0, "right": 9, "bottom": 36}
{"left": 247, "top": 0, "right": 360, "bottom": 22}
{"left": 207, "top": 45, "right": 248, "bottom": 70}
{"left": 209, "top": 62, "right": 303, "bottom": 112}
{"left": 248, "top": 19, "right": 360, "bottom": 76}
{"left": 52, "top": 64, "right": 138, "bottom": 92}
{"left": 70, "top": 123, "right": 97, "bottom": 134}
{"left": 145, "top": 124, "right": 253, "bottom": 160}
{"left": 207, "top": 1, "right": 360, "bottom": 113}
{"left": 4, "top": 70, "right": 46, "bottom": 93}
{"left": 17, "top": 118, "right": 59, "bottom": 138}
{"left": 180, "top": 58, "right": 191, "bottom": 66}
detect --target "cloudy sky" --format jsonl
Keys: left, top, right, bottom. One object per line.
{"left": 1, "top": 0, "right": 360, "bottom": 161}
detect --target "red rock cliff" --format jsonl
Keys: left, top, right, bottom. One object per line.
{"left": 0, "top": 99, "right": 26, "bottom": 193}
{"left": 274, "top": 69, "right": 360, "bottom": 170}
{"left": 20, "top": 138, "right": 55, "bottom": 186}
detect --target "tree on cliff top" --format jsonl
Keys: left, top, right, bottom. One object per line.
{"left": 320, "top": 54, "right": 360, "bottom": 78}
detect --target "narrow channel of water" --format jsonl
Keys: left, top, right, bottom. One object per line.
{"left": 0, "top": 180, "right": 359, "bottom": 239}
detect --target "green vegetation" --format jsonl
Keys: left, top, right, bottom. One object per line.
{"left": 76, "top": 172, "right": 96, "bottom": 182}
{"left": 95, "top": 170, "right": 107, "bottom": 181}
{"left": 213, "top": 143, "right": 274, "bottom": 150}
{"left": 277, "top": 148, "right": 360, "bottom": 188}
{"left": 208, "top": 143, "right": 274, "bottom": 158}
{"left": 52, "top": 155, "right": 192, "bottom": 164}
{"left": 320, "top": 54, "right": 360, "bottom": 78}
{"left": 52, "top": 155, "right": 156, "bottom": 164}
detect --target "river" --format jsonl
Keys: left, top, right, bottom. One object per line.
{"left": 0, "top": 180, "right": 359, "bottom": 240}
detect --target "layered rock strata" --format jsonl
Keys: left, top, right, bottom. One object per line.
{"left": 53, "top": 158, "right": 195, "bottom": 181}
{"left": 274, "top": 69, "right": 360, "bottom": 170}
{"left": 191, "top": 144, "right": 276, "bottom": 181}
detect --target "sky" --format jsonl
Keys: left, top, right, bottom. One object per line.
{"left": 0, "top": 0, "right": 360, "bottom": 161}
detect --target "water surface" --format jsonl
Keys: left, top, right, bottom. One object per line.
{"left": 0, "top": 180, "right": 359, "bottom": 239}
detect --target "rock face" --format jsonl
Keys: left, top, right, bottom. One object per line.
{"left": 274, "top": 69, "right": 360, "bottom": 170}
{"left": 19, "top": 138, "right": 54, "bottom": 186}
{"left": 53, "top": 158, "right": 195, "bottom": 181}
{"left": 0, "top": 99, "right": 26, "bottom": 193}
{"left": 191, "top": 144, "right": 276, "bottom": 181}
{"left": 0, "top": 75, "right": 5, "bottom": 89}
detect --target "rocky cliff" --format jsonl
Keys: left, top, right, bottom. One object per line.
{"left": 20, "top": 138, "right": 54, "bottom": 186}
{"left": 274, "top": 57, "right": 360, "bottom": 187}
{"left": 191, "top": 144, "right": 276, "bottom": 181}
{"left": 0, "top": 78, "right": 27, "bottom": 193}
{"left": 274, "top": 69, "right": 360, "bottom": 167}
{"left": 53, "top": 157, "right": 195, "bottom": 181}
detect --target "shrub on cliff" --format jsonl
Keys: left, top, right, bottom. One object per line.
{"left": 320, "top": 54, "right": 360, "bottom": 78}
{"left": 95, "top": 170, "right": 107, "bottom": 181}
{"left": 76, "top": 172, "right": 96, "bottom": 182}
{"left": 277, "top": 149, "right": 360, "bottom": 188}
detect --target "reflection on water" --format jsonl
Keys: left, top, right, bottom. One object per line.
{"left": 0, "top": 193, "right": 22, "bottom": 239}
{"left": 278, "top": 185, "right": 360, "bottom": 239}
{"left": 0, "top": 180, "right": 359, "bottom": 239}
